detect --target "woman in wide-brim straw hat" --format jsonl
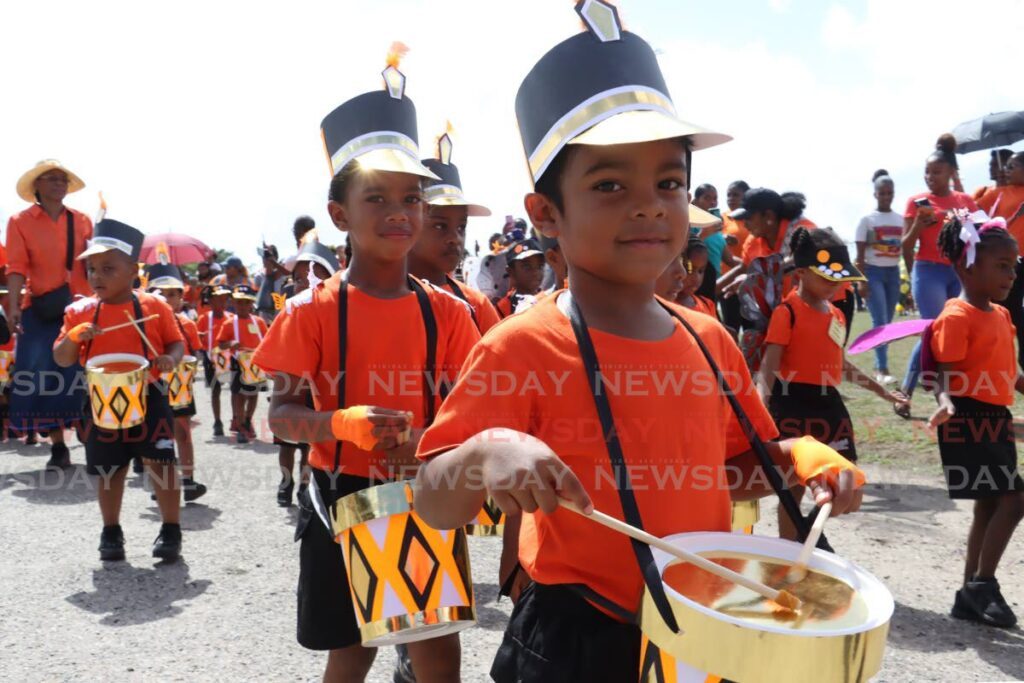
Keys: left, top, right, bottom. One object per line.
{"left": 5, "top": 159, "right": 93, "bottom": 469}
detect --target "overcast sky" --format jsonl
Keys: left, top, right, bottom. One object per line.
{"left": 2, "top": 0, "right": 1021, "bottom": 267}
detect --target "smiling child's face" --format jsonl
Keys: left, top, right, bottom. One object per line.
{"left": 329, "top": 169, "right": 425, "bottom": 263}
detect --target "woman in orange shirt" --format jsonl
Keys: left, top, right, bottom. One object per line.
{"left": 979, "top": 151, "right": 1024, "bottom": 371}
{"left": 928, "top": 215, "right": 1024, "bottom": 629}
{"left": 757, "top": 228, "right": 907, "bottom": 539}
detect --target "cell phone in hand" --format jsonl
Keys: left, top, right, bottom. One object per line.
{"left": 913, "top": 197, "right": 932, "bottom": 208}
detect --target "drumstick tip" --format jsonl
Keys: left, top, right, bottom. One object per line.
{"left": 772, "top": 589, "right": 802, "bottom": 613}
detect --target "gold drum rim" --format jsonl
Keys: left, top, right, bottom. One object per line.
{"left": 639, "top": 531, "right": 893, "bottom": 683}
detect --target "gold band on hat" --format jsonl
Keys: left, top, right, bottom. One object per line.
{"left": 527, "top": 86, "right": 676, "bottom": 181}
{"left": 424, "top": 184, "right": 466, "bottom": 203}
{"left": 329, "top": 131, "right": 421, "bottom": 176}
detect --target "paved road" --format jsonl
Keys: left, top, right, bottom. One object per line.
{"left": 0, "top": 384, "right": 1021, "bottom": 682}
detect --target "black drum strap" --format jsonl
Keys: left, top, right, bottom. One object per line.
{"left": 658, "top": 303, "right": 830, "bottom": 551}
{"left": 444, "top": 275, "right": 479, "bottom": 331}
{"left": 86, "top": 294, "right": 149, "bottom": 361}
{"left": 565, "top": 294, "right": 681, "bottom": 633}
{"left": 332, "top": 275, "right": 441, "bottom": 473}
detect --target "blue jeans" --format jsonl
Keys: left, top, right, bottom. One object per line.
{"left": 863, "top": 265, "right": 901, "bottom": 372}
{"left": 903, "top": 260, "right": 961, "bottom": 394}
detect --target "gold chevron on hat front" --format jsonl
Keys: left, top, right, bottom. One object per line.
{"left": 515, "top": 0, "right": 731, "bottom": 184}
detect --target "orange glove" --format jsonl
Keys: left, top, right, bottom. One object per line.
{"left": 68, "top": 323, "right": 98, "bottom": 344}
{"left": 330, "top": 406, "right": 377, "bottom": 450}
{"left": 791, "top": 436, "right": 866, "bottom": 489}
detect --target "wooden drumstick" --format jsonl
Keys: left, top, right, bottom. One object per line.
{"left": 560, "top": 500, "right": 802, "bottom": 612}
{"left": 124, "top": 311, "right": 160, "bottom": 358}
{"left": 98, "top": 314, "right": 159, "bottom": 334}
{"left": 786, "top": 501, "right": 832, "bottom": 584}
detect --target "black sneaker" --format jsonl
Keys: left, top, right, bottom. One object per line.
{"left": 277, "top": 478, "right": 294, "bottom": 507}
{"left": 182, "top": 478, "right": 208, "bottom": 503}
{"left": 46, "top": 443, "right": 71, "bottom": 470}
{"left": 25, "top": 430, "right": 38, "bottom": 445}
{"left": 393, "top": 644, "right": 416, "bottom": 683}
{"left": 213, "top": 420, "right": 224, "bottom": 437}
{"left": 956, "top": 578, "right": 1018, "bottom": 628}
{"left": 152, "top": 523, "right": 182, "bottom": 562}
{"left": 99, "top": 525, "right": 126, "bottom": 562}
{"left": 236, "top": 431, "right": 249, "bottom": 444}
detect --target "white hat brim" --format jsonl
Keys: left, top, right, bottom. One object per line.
{"left": 353, "top": 149, "right": 441, "bottom": 180}
{"left": 568, "top": 110, "right": 732, "bottom": 151}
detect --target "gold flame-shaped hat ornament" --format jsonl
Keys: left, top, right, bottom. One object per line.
{"left": 319, "top": 42, "right": 438, "bottom": 180}
{"left": 421, "top": 121, "right": 491, "bottom": 217}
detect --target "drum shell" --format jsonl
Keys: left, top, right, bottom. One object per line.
{"left": 0, "top": 349, "right": 13, "bottom": 388}
{"left": 85, "top": 353, "right": 149, "bottom": 430}
{"left": 214, "top": 349, "right": 233, "bottom": 384}
{"left": 331, "top": 481, "right": 477, "bottom": 647}
{"left": 464, "top": 497, "right": 505, "bottom": 537}
{"left": 236, "top": 349, "right": 267, "bottom": 387}
{"left": 162, "top": 355, "right": 198, "bottom": 408}
{"left": 639, "top": 532, "right": 892, "bottom": 683}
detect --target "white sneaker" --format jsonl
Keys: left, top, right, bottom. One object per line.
{"left": 875, "top": 373, "right": 895, "bottom": 385}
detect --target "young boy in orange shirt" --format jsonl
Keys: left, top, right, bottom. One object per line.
{"left": 199, "top": 285, "right": 232, "bottom": 436}
{"left": 148, "top": 263, "right": 207, "bottom": 502}
{"left": 412, "top": 5, "right": 866, "bottom": 680}
{"left": 409, "top": 124, "right": 500, "bottom": 334}
{"left": 217, "top": 285, "right": 268, "bottom": 444}
{"left": 53, "top": 219, "right": 185, "bottom": 562}
{"left": 251, "top": 45, "right": 479, "bottom": 683}
{"left": 494, "top": 238, "right": 545, "bottom": 318}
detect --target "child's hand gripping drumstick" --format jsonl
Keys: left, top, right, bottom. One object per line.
{"left": 560, "top": 500, "right": 802, "bottom": 612}
{"left": 331, "top": 406, "right": 413, "bottom": 451}
{"left": 786, "top": 501, "right": 832, "bottom": 584}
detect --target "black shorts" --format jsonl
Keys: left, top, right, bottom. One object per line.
{"left": 770, "top": 382, "right": 857, "bottom": 462}
{"left": 172, "top": 400, "right": 196, "bottom": 418}
{"left": 296, "top": 469, "right": 375, "bottom": 651}
{"left": 201, "top": 353, "right": 222, "bottom": 389}
{"left": 938, "top": 396, "right": 1024, "bottom": 499}
{"left": 229, "top": 358, "right": 266, "bottom": 396}
{"left": 84, "top": 384, "right": 177, "bottom": 476}
{"left": 491, "top": 582, "right": 641, "bottom": 682}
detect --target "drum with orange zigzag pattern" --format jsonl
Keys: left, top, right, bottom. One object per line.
{"left": 331, "top": 480, "right": 476, "bottom": 647}
{"left": 85, "top": 353, "right": 149, "bottom": 430}
{"left": 162, "top": 355, "right": 198, "bottom": 408}
{"left": 464, "top": 496, "right": 506, "bottom": 537}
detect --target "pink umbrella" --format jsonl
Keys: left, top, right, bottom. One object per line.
{"left": 140, "top": 233, "right": 215, "bottom": 265}
{"left": 847, "top": 319, "right": 933, "bottom": 355}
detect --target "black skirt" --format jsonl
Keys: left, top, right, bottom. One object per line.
{"left": 769, "top": 381, "right": 857, "bottom": 462}
{"left": 938, "top": 396, "right": 1024, "bottom": 499}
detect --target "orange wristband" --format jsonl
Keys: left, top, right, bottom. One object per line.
{"left": 68, "top": 323, "right": 94, "bottom": 344}
{"left": 330, "top": 406, "right": 377, "bottom": 450}
{"left": 790, "top": 436, "right": 866, "bottom": 488}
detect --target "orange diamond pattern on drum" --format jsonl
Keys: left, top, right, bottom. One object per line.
{"left": 90, "top": 387, "right": 105, "bottom": 421}
{"left": 397, "top": 518, "right": 440, "bottom": 611}
{"left": 481, "top": 498, "right": 503, "bottom": 525}
{"left": 168, "top": 373, "right": 182, "bottom": 399}
{"left": 347, "top": 533, "right": 379, "bottom": 624}
{"left": 639, "top": 638, "right": 670, "bottom": 683}
{"left": 108, "top": 387, "right": 132, "bottom": 424}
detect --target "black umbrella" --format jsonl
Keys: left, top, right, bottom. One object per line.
{"left": 953, "top": 110, "right": 1024, "bottom": 153}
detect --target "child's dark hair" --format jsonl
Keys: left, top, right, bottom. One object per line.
{"left": 694, "top": 183, "right": 716, "bottom": 200}
{"left": 327, "top": 160, "right": 362, "bottom": 203}
{"left": 937, "top": 215, "right": 1017, "bottom": 265}
{"left": 872, "top": 169, "right": 890, "bottom": 182}
{"left": 683, "top": 236, "right": 707, "bottom": 272}
{"left": 535, "top": 138, "right": 690, "bottom": 214}
{"left": 1010, "top": 150, "right": 1024, "bottom": 166}
{"left": 992, "top": 148, "right": 1013, "bottom": 165}
{"left": 788, "top": 225, "right": 843, "bottom": 254}
{"left": 779, "top": 192, "right": 807, "bottom": 221}
{"left": 293, "top": 215, "right": 315, "bottom": 244}
{"left": 728, "top": 180, "right": 750, "bottom": 194}
{"left": 928, "top": 134, "right": 959, "bottom": 169}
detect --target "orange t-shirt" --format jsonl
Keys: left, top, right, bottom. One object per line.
{"left": 6, "top": 205, "right": 93, "bottom": 307}
{"left": 686, "top": 294, "right": 717, "bottom": 319}
{"left": 175, "top": 313, "right": 202, "bottom": 356}
{"left": 417, "top": 294, "right": 777, "bottom": 616}
{"left": 443, "top": 281, "right": 501, "bottom": 334}
{"left": 57, "top": 293, "right": 184, "bottom": 378}
{"left": 216, "top": 313, "right": 268, "bottom": 351}
{"left": 930, "top": 298, "right": 1017, "bottom": 406}
{"left": 252, "top": 274, "right": 481, "bottom": 477}
{"left": 978, "top": 185, "right": 1024, "bottom": 256}
{"left": 198, "top": 310, "right": 230, "bottom": 354}
{"left": 723, "top": 212, "right": 750, "bottom": 246}
{"left": 904, "top": 192, "right": 980, "bottom": 264}
{"left": 495, "top": 290, "right": 516, "bottom": 319}
{"left": 765, "top": 290, "right": 846, "bottom": 387}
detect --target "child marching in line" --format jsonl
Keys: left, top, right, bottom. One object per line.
{"left": 53, "top": 219, "right": 185, "bottom": 562}
{"left": 217, "top": 285, "right": 267, "bottom": 444}
{"left": 273, "top": 239, "right": 340, "bottom": 508}
{"left": 148, "top": 264, "right": 207, "bottom": 502}
{"left": 409, "top": 124, "right": 501, "bottom": 334}
{"left": 252, "top": 44, "right": 479, "bottom": 683}
{"left": 199, "top": 285, "right": 232, "bottom": 436}
{"left": 413, "top": 5, "right": 865, "bottom": 681}
{"left": 928, "top": 213, "right": 1024, "bottom": 628}
{"left": 493, "top": 238, "right": 545, "bottom": 318}
{"left": 756, "top": 228, "right": 908, "bottom": 540}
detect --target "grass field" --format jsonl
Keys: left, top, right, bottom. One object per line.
{"left": 842, "top": 307, "right": 1024, "bottom": 471}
